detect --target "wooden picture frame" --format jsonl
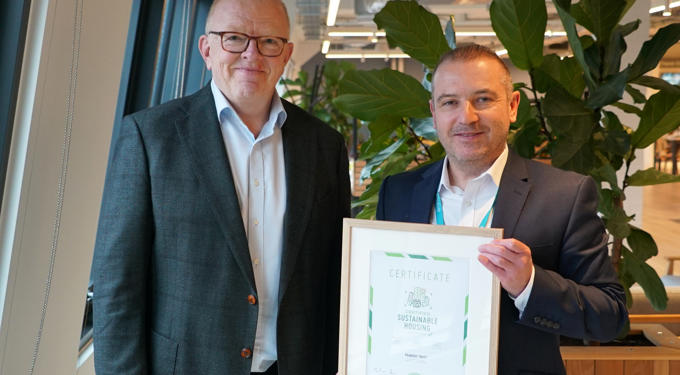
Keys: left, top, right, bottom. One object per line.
{"left": 339, "top": 218, "right": 503, "bottom": 375}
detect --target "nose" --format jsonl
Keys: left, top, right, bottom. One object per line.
{"left": 459, "top": 101, "right": 478, "bottom": 124}
{"left": 240, "top": 38, "right": 261, "bottom": 58}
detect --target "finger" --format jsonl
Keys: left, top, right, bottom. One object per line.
{"left": 479, "top": 244, "right": 523, "bottom": 264}
{"left": 491, "top": 238, "right": 530, "bottom": 255}
{"left": 478, "top": 252, "right": 513, "bottom": 273}
{"left": 478, "top": 254, "right": 505, "bottom": 276}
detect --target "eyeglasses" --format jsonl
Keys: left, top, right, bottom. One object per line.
{"left": 209, "top": 31, "right": 288, "bottom": 57}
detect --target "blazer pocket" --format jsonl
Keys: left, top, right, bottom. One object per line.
{"left": 150, "top": 330, "right": 178, "bottom": 375}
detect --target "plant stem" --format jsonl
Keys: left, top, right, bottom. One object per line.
{"left": 406, "top": 119, "right": 432, "bottom": 160}
{"left": 528, "top": 71, "right": 550, "bottom": 137}
{"left": 611, "top": 194, "right": 624, "bottom": 273}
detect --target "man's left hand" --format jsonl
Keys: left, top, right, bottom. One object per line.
{"left": 478, "top": 238, "right": 533, "bottom": 297}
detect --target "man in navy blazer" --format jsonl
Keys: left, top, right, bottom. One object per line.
{"left": 92, "top": 0, "right": 349, "bottom": 374}
{"left": 377, "top": 44, "right": 627, "bottom": 375}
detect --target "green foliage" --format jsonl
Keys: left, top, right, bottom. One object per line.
{"left": 373, "top": 0, "right": 450, "bottom": 69}
{"left": 333, "top": 69, "right": 431, "bottom": 121}
{"left": 489, "top": 0, "right": 546, "bottom": 70}
{"left": 280, "top": 61, "right": 355, "bottom": 144}
{"left": 334, "top": 0, "right": 680, "bottom": 313}
{"left": 491, "top": 0, "right": 680, "bottom": 312}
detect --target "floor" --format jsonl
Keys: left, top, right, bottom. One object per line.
{"left": 642, "top": 181, "right": 680, "bottom": 278}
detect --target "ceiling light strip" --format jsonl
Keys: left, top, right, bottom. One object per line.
{"left": 326, "top": 0, "right": 341, "bottom": 26}
{"left": 325, "top": 53, "right": 410, "bottom": 59}
{"left": 650, "top": 1, "right": 680, "bottom": 13}
{"left": 328, "top": 30, "right": 566, "bottom": 38}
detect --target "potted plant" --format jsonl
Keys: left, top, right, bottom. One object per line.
{"left": 333, "top": 0, "right": 680, "bottom": 314}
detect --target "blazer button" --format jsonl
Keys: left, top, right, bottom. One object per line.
{"left": 247, "top": 294, "right": 257, "bottom": 305}
{"left": 241, "top": 348, "right": 252, "bottom": 358}
{"left": 534, "top": 316, "right": 541, "bottom": 324}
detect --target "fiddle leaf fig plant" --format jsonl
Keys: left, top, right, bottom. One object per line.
{"left": 334, "top": 0, "right": 680, "bottom": 311}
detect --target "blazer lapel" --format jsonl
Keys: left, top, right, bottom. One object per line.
{"left": 278, "top": 103, "right": 316, "bottom": 301}
{"left": 173, "top": 86, "right": 255, "bottom": 290}
{"left": 409, "top": 160, "right": 444, "bottom": 223}
{"left": 492, "top": 151, "right": 531, "bottom": 239}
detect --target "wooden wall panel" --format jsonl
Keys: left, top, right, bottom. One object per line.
{"left": 566, "top": 360, "right": 595, "bottom": 375}
{"left": 625, "top": 360, "right": 654, "bottom": 375}
{"left": 669, "top": 360, "right": 680, "bottom": 375}
{"left": 596, "top": 360, "right": 624, "bottom": 375}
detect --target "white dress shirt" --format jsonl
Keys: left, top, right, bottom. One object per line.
{"left": 431, "top": 146, "right": 535, "bottom": 314}
{"left": 211, "top": 80, "right": 286, "bottom": 372}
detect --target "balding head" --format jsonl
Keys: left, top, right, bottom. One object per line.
{"left": 205, "top": 0, "right": 290, "bottom": 37}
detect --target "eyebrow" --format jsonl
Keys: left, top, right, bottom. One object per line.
{"left": 435, "top": 89, "right": 497, "bottom": 102}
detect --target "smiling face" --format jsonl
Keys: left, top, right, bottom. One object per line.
{"left": 198, "top": 0, "right": 293, "bottom": 106}
{"left": 430, "top": 57, "right": 519, "bottom": 174}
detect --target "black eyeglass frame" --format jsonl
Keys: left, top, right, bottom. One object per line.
{"left": 208, "top": 31, "right": 289, "bottom": 57}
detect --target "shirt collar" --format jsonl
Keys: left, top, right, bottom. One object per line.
{"left": 438, "top": 145, "right": 509, "bottom": 193}
{"left": 210, "top": 79, "right": 287, "bottom": 134}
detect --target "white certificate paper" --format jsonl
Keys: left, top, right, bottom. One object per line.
{"left": 367, "top": 251, "right": 470, "bottom": 375}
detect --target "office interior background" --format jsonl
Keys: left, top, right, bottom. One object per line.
{"left": 0, "top": 0, "right": 679, "bottom": 374}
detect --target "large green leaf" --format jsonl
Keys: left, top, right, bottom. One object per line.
{"left": 512, "top": 89, "right": 535, "bottom": 128}
{"left": 543, "top": 86, "right": 595, "bottom": 139}
{"left": 605, "top": 205, "right": 632, "bottom": 238}
{"left": 444, "top": 16, "right": 456, "bottom": 49}
{"left": 627, "top": 226, "right": 658, "bottom": 261}
{"left": 622, "top": 246, "right": 668, "bottom": 311}
{"left": 627, "top": 167, "right": 680, "bottom": 186}
{"left": 552, "top": 0, "right": 596, "bottom": 89}
{"left": 509, "top": 119, "right": 542, "bottom": 159}
{"left": 373, "top": 0, "right": 450, "bottom": 69}
{"left": 586, "top": 69, "right": 629, "bottom": 109}
{"left": 533, "top": 54, "right": 585, "bottom": 98}
{"left": 410, "top": 117, "right": 438, "bottom": 141}
{"left": 490, "top": 0, "right": 546, "bottom": 70}
{"left": 631, "top": 91, "right": 680, "bottom": 148}
{"left": 600, "top": 120, "right": 630, "bottom": 157}
{"left": 591, "top": 164, "right": 619, "bottom": 192}
{"left": 570, "top": 0, "right": 631, "bottom": 49}
{"left": 334, "top": 69, "right": 431, "bottom": 121}
{"left": 631, "top": 75, "right": 680, "bottom": 95}
{"left": 597, "top": 188, "right": 614, "bottom": 217}
{"left": 382, "top": 151, "right": 420, "bottom": 177}
{"left": 359, "top": 138, "right": 406, "bottom": 182}
{"left": 611, "top": 102, "right": 641, "bottom": 116}
{"left": 367, "top": 115, "right": 402, "bottom": 143}
{"left": 602, "top": 20, "right": 639, "bottom": 78}
{"left": 553, "top": 141, "right": 600, "bottom": 174}
{"left": 624, "top": 84, "right": 646, "bottom": 104}
{"left": 628, "top": 23, "right": 680, "bottom": 81}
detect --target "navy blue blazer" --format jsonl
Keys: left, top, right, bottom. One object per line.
{"left": 377, "top": 151, "right": 627, "bottom": 375}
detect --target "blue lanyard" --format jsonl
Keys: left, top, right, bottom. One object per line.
{"left": 435, "top": 191, "right": 495, "bottom": 228}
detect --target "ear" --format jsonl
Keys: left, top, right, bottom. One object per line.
{"left": 508, "top": 90, "right": 520, "bottom": 123}
{"left": 429, "top": 99, "right": 437, "bottom": 129}
{"left": 198, "top": 34, "right": 213, "bottom": 70}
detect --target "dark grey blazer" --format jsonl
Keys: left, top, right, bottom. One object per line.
{"left": 376, "top": 151, "right": 627, "bottom": 375}
{"left": 92, "top": 85, "right": 350, "bottom": 375}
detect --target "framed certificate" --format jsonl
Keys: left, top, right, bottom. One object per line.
{"left": 339, "top": 218, "right": 502, "bottom": 375}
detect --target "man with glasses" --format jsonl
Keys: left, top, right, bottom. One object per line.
{"left": 92, "top": 0, "right": 350, "bottom": 374}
